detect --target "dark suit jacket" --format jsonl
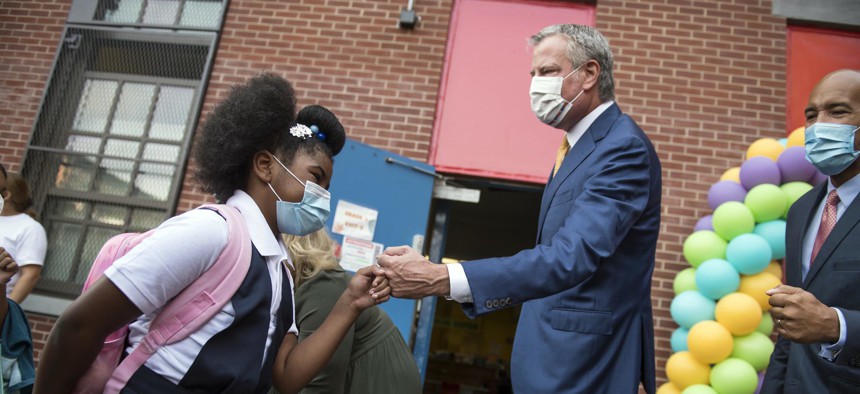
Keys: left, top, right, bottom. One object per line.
{"left": 459, "top": 104, "right": 661, "bottom": 393}
{"left": 761, "top": 181, "right": 860, "bottom": 393}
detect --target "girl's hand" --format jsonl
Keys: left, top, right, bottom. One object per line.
{"left": 346, "top": 266, "right": 391, "bottom": 311}
{"left": 0, "top": 247, "right": 20, "bottom": 285}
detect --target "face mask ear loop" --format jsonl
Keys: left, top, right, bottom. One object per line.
{"left": 267, "top": 183, "right": 283, "bottom": 201}
{"left": 271, "top": 153, "right": 305, "bottom": 186}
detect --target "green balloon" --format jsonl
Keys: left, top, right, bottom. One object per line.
{"left": 682, "top": 384, "right": 718, "bottom": 394}
{"left": 731, "top": 331, "right": 775, "bottom": 371}
{"left": 756, "top": 311, "right": 774, "bottom": 336}
{"left": 780, "top": 182, "right": 813, "bottom": 217}
{"left": 712, "top": 201, "right": 756, "bottom": 240}
{"left": 744, "top": 184, "right": 787, "bottom": 223}
{"left": 674, "top": 267, "right": 698, "bottom": 295}
{"left": 683, "top": 231, "right": 728, "bottom": 267}
{"left": 710, "top": 358, "right": 758, "bottom": 394}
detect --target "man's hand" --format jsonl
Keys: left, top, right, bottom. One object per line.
{"left": 767, "top": 284, "right": 840, "bottom": 344}
{"left": 376, "top": 246, "right": 449, "bottom": 299}
{"left": 0, "top": 247, "right": 19, "bottom": 286}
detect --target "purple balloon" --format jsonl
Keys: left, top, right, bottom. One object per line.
{"left": 740, "top": 156, "right": 782, "bottom": 189}
{"left": 810, "top": 169, "right": 828, "bottom": 186}
{"left": 777, "top": 146, "right": 817, "bottom": 183}
{"left": 707, "top": 181, "right": 748, "bottom": 210}
{"left": 755, "top": 371, "right": 765, "bottom": 394}
{"left": 695, "top": 215, "right": 714, "bottom": 231}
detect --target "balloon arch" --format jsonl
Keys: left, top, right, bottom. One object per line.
{"left": 658, "top": 127, "right": 822, "bottom": 394}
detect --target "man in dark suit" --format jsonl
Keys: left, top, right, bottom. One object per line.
{"left": 377, "top": 24, "right": 661, "bottom": 393}
{"left": 762, "top": 69, "right": 860, "bottom": 393}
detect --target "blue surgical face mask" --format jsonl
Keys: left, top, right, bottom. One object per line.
{"left": 805, "top": 122, "right": 860, "bottom": 176}
{"left": 267, "top": 154, "right": 331, "bottom": 236}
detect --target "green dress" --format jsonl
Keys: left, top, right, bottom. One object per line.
{"left": 295, "top": 268, "right": 422, "bottom": 394}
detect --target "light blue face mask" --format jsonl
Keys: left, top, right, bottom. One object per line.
{"left": 267, "top": 155, "right": 331, "bottom": 236}
{"left": 805, "top": 122, "right": 860, "bottom": 176}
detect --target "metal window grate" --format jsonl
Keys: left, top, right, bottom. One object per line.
{"left": 22, "top": 23, "right": 220, "bottom": 297}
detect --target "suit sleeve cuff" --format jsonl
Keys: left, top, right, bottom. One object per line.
{"left": 445, "top": 263, "right": 473, "bottom": 303}
{"left": 819, "top": 307, "right": 847, "bottom": 361}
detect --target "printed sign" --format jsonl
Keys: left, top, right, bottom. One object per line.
{"left": 339, "top": 235, "right": 384, "bottom": 272}
{"left": 332, "top": 200, "right": 378, "bottom": 241}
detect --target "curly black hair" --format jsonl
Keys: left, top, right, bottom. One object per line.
{"left": 193, "top": 73, "right": 346, "bottom": 202}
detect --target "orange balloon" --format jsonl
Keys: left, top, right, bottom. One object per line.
{"left": 687, "top": 320, "right": 734, "bottom": 364}
{"left": 739, "top": 272, "right": 782, "bottom": 311}
{"left": 763, "top": 261, "right": 783, "bottom": 280}
{"left": 657, "top": 382, "right": 682, "bottom": 394}
{"left": 747, "top": 138, "right": 784, "bottom": 161}
{"left": 666, "top": 351, "right": 711, "bottom": 389}
{"left": 716, "top": 293, "right": 763, "bottom": 335}
{"left": 720, "top": 167, "right": 741, "bottom": 183}
{"left": 787, "top": 126, "right": 805, "bottom": 148}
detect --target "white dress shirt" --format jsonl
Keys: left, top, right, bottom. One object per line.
{"left": 446, "top": 101, "right": 617, "bottom": 303}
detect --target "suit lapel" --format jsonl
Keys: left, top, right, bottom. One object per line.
{"left": 803, "top": 186, "right": 860, "bottom": 287}
{"left": 786, "top": 184, "right": 824, "bottom": 286}
{"left": 536, "top": 104, "right": 621, "bottom": 240}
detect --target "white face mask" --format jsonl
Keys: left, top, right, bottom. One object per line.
{"left": 530, "top": 64, "right": 584, "bottom": 127}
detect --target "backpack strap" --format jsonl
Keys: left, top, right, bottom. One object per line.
{"left": 104, "top": 204, "right": 252, "bottom": 393}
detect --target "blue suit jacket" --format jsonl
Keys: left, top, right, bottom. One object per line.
{"left": 460, "top": 104, "right": 661, "bottom": 393}
{"left": 761, "top": 182, "right": 860, "bottom": 393}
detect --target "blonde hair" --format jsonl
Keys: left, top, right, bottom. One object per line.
{"left": 283, "top": 230, "right": 340, "bottom": 289}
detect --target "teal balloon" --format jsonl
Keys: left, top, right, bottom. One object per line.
{"left": 683, "top": 230, "right": 728, "bottom": 267}
{"left": 731, "top": 331, "right": 775, "bottom": 371}
{"left": 744, "top": 184, "right": 788, "bottom": 223}
{"left": 780, "top": 182, "right": 813, "bottom": 217}
{"left": 671, "top": 291, "right": 717, "bottom": 329}
{"left": 674, "top": 267, "right": 698, "bottom": 295}
{"left": 682, "top": 384, "right": 718, "bottom": 394}
{"left": 778, "top": 138, "right": 788, "bottom": 147}
{"left": 756, "top": 311, "right": 774, "bottom": 336}
{"left": 726, "top": 233, "right": 773, "bottom": 275}
{"left": 710, "top": 358, "right": 758, "bottom": 394}
{"left": 753, "top": 220, "right": 787, "bottom": 260}
{"left": 671, "top": 327, "right": 689, "bottom": 352}
{"left": 695, "top": 259, "right": 740, "bottom": 300}
{"left": 712, "top": 201, "right": 756, "bottom": 241}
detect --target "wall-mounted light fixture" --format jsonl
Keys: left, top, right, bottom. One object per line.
{"left": 399, "top": 0, "right": 419, "bottom": 29}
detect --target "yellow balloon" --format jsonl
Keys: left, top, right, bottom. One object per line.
{"left": 666, "top": 351, "right": 711, "bottom": 390}
{"left": 787, "top": 126, "right": 805, "bottom": 148}
{"left": 657, "top": 382, "right": 683, "bottom": 394}
{"left": 716, "top": 292, "right": 763, "bottom": 335}
{"left": 739, "top": 272, "right": 782, "bottom": 311}
{"left": 720, "top": 167, "right": 741, "bottom": 183}
{"left": 763, "top": 261, "right": 783, "bottom": 280}
{"left": 687, "top": 320, "right": 734, "bottom": 364}
{"left": 747, "top": 138, "right": 784, "bottom": 161}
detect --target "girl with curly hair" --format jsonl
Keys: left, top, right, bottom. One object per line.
{"left": 35, "top": 73, "right": 390, "bottom": 394}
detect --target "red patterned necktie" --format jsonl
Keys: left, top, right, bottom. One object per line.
{"left": 810, "top": 189, "right": 840, "bottom": 265}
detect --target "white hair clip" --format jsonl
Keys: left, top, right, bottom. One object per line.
{"left": 289, "top": 124, "right": 314, "bottom": 139}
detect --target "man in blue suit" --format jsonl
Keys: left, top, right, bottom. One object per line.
{"left": 762, "top": 69, "right": 860, "bottom": 393}
{"left": 378, "top": 24, "right": 661, "bottom": 393}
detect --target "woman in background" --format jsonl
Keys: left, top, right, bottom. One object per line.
{"left": 285, "top": 229, "right": 422, "bottom": 394}
{"left": 0, "top": 164, "right": 46, "bottom": 304}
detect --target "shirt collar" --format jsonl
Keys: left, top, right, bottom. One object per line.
{"left": 566, "top": 100, "right": 615, "bottom": 148}
{"left": 829, "top": 172, "right": 860, "bottom": 209}
{"left": 226, "top": 190, "right": 287, "bottom": 258}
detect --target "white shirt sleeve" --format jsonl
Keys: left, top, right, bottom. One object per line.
{"left": 819, "top": 307, "right": 847, "bottom": 361}
{"left": 104, "top": 209, "right": 229, "bottom": 314}
{"left": 15, "top": 219, "right": 47, "bottom": 266}
{"left": 446, "top": 263, "right": 473, "bottom": 303}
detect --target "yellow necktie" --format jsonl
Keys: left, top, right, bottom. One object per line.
{"left": 553, "top": 137, "right": 570, "bottom": 177}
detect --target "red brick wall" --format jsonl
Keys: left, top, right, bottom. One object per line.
{"left": 597, "top": 0, "right": 787, "bottom": 385}
{"left": 1, "top": 0, "right": 790, "bottom": 386}
{"left": 176, "top": 0, "right": 453, "bottom": 212}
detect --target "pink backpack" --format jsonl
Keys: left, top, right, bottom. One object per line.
{"left": 73, "top": 204, "right": 252, "bottom": 394}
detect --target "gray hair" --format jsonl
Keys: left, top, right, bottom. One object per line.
{"left": 529, "top": 24, "right": 615, "bottom": 101}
